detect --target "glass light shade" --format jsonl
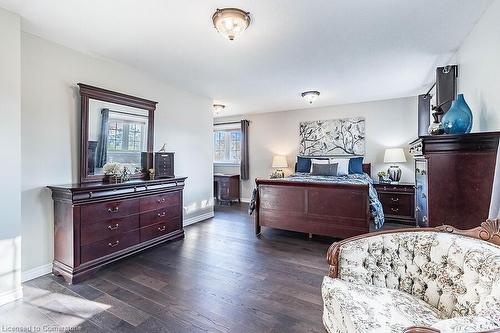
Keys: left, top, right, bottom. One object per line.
{"left": 213, "top": 104, "right": 225, "bottom": 115}
{"left": 272, "top": 155, "right": 288, "bottom": 168}
{"left": 384, "top": 148, "right": 407, "bottom": 163}
{"left": 301, "top": 91, "right": 320, "bottom": 104}
{"left": 212, "top": 8, "right": 251, "bottom": 41}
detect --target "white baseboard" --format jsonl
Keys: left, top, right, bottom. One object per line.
{"left": 184, "top": 211, "right": 214, "bottom": 226}
{"left": 0, "top": 287, "right": 23, "bottom": 307}
{"left": 21, "top": 263, "right": 52, "bottom": 283}
{"left": 240, "top": 197, "right": 251, "bottom": 203}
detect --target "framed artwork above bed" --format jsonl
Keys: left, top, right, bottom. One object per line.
{"left": 299, "top": 117, "right": 365, "bottom": 156}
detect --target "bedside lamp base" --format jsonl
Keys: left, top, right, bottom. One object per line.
{"left": 388, "top": 165, "right": 402, "bottom": 182}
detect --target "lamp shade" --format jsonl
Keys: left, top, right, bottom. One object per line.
{"left": 272, "top": 155, "right": 288, "bottom": 168}
{"left": 384, "top": 148, "right": 407, "bottom": 163}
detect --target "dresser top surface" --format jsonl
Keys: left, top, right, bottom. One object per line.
{"left": 373, "top": 181, "right": 415, "bottom": 187}
{"left": 214, "top": 173, "right": 240, "bottom": 178}
{"left": 48, "top": 177, "right": 187, "bottom": 192}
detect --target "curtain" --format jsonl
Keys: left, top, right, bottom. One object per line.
{"left": 96, "top": 108, "right": 110, "bottom": 168}
{"left": 489, "top": 146, "right": 500, "bottom": 218}
{"left": 240, "top": 119, "right": 250, "bottom": 180}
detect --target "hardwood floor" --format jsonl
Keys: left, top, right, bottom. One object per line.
{"left": 0, "top": 203, "right": 411, "bottom": 332}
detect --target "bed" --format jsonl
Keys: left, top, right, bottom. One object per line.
{"left": 253, "top": 163, "right": 385, "bottom": 239}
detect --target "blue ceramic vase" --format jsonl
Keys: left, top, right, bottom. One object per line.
{"left": 442, "top": 94, "right": 473, "bottom": 134}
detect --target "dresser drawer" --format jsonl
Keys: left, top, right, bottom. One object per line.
{"left": 81, "top": 199, "right": 139, "bottom": 222}
{"left": 140, "top": 218, "right": 181, "bottom": 242}
{"left": 379, "top": 193, "right": 413, "bottom": 217}
{"left": 140, "top": 205, "right": 181, "bottom": 227}
{"left": 81, "top": 215, "right": 140, "bottom": 246}
{"left": 80, "top": 231, "right": 140, "bottom": 263}
{"left": 140, "top": 191, "right": 180, "bottom": 212}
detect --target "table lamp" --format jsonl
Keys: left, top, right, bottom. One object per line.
{"left": 384, "top": 148, "right": 406, "bottom": 182}
{"left": 271, "top": 155, "right": 288, "bottom": 178}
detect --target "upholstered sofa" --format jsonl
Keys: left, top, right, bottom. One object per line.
{"left": 322, "top": 220, "right": 500, "bottom": 333}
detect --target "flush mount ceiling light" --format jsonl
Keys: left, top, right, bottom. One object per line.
{"left": 212, "top": 8, "right": 251, "bottom": 41}
{"left": 213, "top": 104, "right": 226, "bottom": 115}
{"left": 301, "top": 91, "right": 320, "bottom": 104}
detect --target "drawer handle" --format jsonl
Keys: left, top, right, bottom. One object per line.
{"left": 108, "top": 240, "right": 120, "bottom": 247}
{"left": 107, "top": 206, "right": 119, "bottom": 213}
{"left": 158, "top": 226, "right": 166, "bottom": 232}
{"left": 157, "top": 198, "right": 166, "bottom": 203}
{"left": 390, "top": 197, "right": 399, "bottom": 202}
{"left": 108, "top": 223, "right": 119, "bottom": 231}
{"left": 158, "top": 211, "right": 166, "bottom": 217}
{"left": 391, "top": 208, "right": 399, "bottom": 213}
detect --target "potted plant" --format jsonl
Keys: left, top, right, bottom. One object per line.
{"left": 103, "top": 162, "right": 134, "bottom": 183}
{"left": 377, "top": 171, "right": 388, "bottom": 183}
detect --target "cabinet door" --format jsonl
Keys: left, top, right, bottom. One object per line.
{"left": 415, "top": 159, "right": 428, "bottom": 227}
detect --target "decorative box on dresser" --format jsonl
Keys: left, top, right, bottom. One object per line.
{"left": 48, "top": 177, "right": 186, "bottom": 284}
{"left": 374, "top": 182, "right": 415, "bottom": 225}
{"left": 409, "top": 132, "right": 500, "bottom": 229}
{"left": 155, "top": 152, "right": 175, "bottom": 178}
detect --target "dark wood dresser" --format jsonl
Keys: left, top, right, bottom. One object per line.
{"left": 409, "top": 132, "right": 499, "bottom": 229}
{"left": 213, "top": 174, "right": 240, "bottom": 204}
{"left": 374, "top": 182, "right": 415, "bottom": 225}
{"left": 48, "top": 177, "right": 186, "bottom": 284}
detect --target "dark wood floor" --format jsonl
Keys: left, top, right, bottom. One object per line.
{"left": 0, "top": 203, "right": 410, "bottom": 332}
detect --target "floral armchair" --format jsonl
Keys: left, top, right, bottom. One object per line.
{"left": 322, "top": 220, "right": 500, "bottom": 333}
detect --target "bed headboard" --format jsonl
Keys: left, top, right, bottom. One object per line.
{"left": 294, "top": 162, "right": 371, "bottom": 176}
{"left": 362, "top": 163, "right": 371, "bottom": 176}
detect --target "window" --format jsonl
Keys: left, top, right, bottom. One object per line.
{"left": 107, "top": 119, "right": 145, "bottom": 152}
{"left": 213, "top": 127, "right": 241, "bottom": 164}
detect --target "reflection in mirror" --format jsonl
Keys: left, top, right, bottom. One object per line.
{"left": 87, "top": 99, "right": 149, "bottom": 175}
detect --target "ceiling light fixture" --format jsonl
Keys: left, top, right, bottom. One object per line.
{"left": 213, "top": 104, "right": 226, "bottom": 115}
{"left": 301, "top": 91, "right": 320, "bottom": 104}
{"left": 212, "top": 8, "right": 251, "bottom": 41}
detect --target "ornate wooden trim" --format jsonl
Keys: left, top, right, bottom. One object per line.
{"left": 436, "top": 219, "right": 500, "bottom": 246}
{"left": 327, "top": 219, "right": 500, "bottom": 278}
{"left": 405, "top": 326, "right": 500, "bottom": 333}
{"left": 404, "top": 327, "right": 440, "bottom": 333}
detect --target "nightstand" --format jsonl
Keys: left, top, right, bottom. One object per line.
{"left": 214, "top": 174, "right": 240, "bottom": 205}
{"left": 373, "top": 182, "right": 415, "bottom": 225}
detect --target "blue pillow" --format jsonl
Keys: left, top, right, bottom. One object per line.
{"left": 348, "top": 157, "right": 364, "bottom": 174}
{"left": 296, "top": 156, "right": 312, "bottom": 173}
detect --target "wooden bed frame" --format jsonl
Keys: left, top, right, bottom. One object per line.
{"left": 254, "top": 163, "right": 372, "bottom": 239}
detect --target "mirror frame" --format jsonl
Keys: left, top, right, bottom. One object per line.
{"left": 78, "top": 83, "right": 157, "bottom": 183}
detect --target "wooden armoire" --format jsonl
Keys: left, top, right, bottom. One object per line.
{"left": 409, "top": 132, "right": 499, "bottom": 229}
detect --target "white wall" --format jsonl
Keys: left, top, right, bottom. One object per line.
{"left": 0, "top": 8, "right": 22, "bottom": 305}
{"left": 453, "top": 1, "right": 500, "bottom": 132}
{"left": 215, "top": 97, "right": 417, "bottom": 200}
{"left": 21, "top": 33, "right": 213, "bottom": 275}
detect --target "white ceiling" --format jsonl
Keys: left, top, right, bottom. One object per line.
{"left": 0, "top": 0, "right": 493, "bottom": 116}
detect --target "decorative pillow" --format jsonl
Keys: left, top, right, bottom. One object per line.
{"left": 348, "top": 156, "right": 364, "bottom": 174}
{"left": 309, "top": 158, "right": 330, "bottom": 172}
{"left": 330, "top": 158, "right": 349, "bottom": 176}
{"left": 311, "top": 163, "right": 338, "bottom": 176}
{"left": 296, "top": 156, "right": 312, "bottom": 173}
{"left": 296, "top": 156, "right": 328, "bottom": 173}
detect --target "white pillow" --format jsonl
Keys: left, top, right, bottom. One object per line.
{"left": 330, "top": 158, "right": 349, "bottom": 176}
{"left": 310, "top": 159, "right": 329, "bottom": 173}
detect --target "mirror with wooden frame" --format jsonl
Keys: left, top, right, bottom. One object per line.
{"left": 78, "top": 83, "right": 156, "bottom": 183}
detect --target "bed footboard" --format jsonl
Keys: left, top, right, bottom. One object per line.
{"left": 255, "top": 178, "right": 370, "bottom": 239}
